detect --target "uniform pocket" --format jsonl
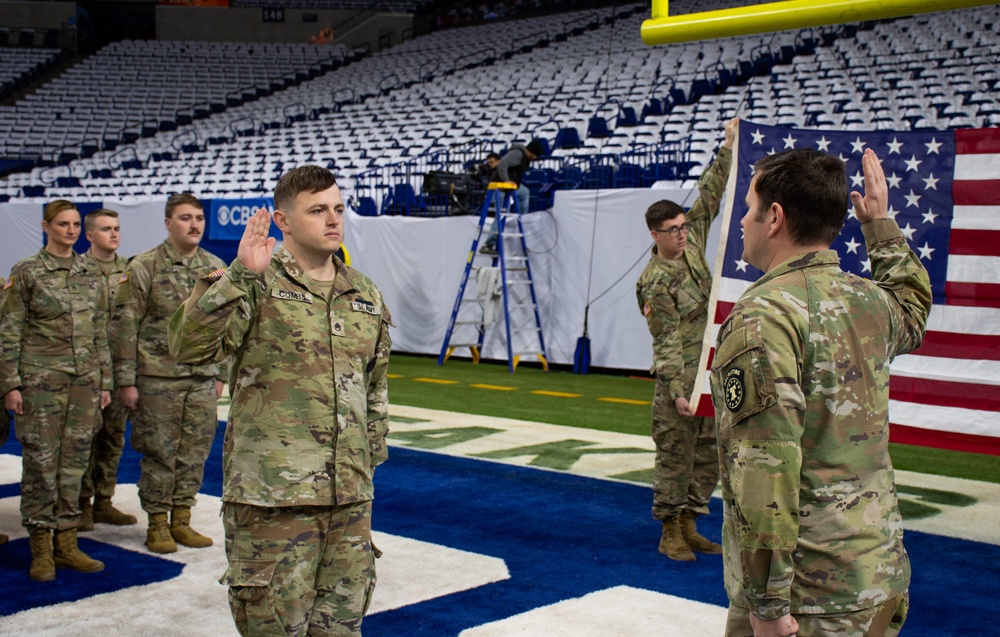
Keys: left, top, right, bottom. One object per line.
{"left": 712, "top": 318, "right": 776, "bottom": 430}
{"left": 221, "top": 558, "right": 284, "bottom": 637}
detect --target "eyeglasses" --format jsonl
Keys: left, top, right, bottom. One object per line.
{"left": 653, "top": 223, "right": 690, "bottom": 236}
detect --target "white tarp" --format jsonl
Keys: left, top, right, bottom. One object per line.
{"left": 347, "top": 187, "right": 723, "bottom": 371}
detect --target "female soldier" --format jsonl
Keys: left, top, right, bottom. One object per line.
{"left": 0, "top": 200, "right": 113, "bottom": 581}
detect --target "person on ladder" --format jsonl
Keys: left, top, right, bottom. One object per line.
{"left": 636, "top": 117, "right": 737, "bottom": 561}
{"left": 480, "top": 139, "right": 544, "bottom": 255}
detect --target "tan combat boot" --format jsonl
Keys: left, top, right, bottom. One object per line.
{"left": 680, "top": 511, "right": 722, "bottom": 555}
{"left": 659, "top": 516, "right": 696, "bottom": 562}
{"left": 170, "top": 507, "right": 213, "bottom": 548}
{"left": 146, "top": 512, "right": 177, "bottom": 554}
{"left": 53, "top": 528, "right": 104, "bottom": 572}
{"left": 78, "top": 497, "right": 94, "bottom": 532}
{"left": 93, "top": 496, "right": 138, "bottom": 526}
{"left": 28, "top": 528, "right": 56, "bottom": 582}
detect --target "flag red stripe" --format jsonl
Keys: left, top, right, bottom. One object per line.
{"left": 715, "top": 301, "right": 735, "bottom": 324}
{"left": 945, "top": 282, "right": 1000, "bottom": 308}
{"left": 955, "top": 127, "right": 1000, "bottom": 154}
{"left": 948, "top": 229, "right": 1000, "bottom": 257}
{"left": 889, "top": 376, "right": 1000, "bottom": 412}
{"left": 910, "top": 331, "right": 1000, "bottom": 360}
{"left": 952, "top": 180, "right": 1000, "bottom": 205}
{"left": 889, "top": 423, "right": 1000, "bottom": 455}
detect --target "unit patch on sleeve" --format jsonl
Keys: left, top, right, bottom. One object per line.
{"left": 724, "top": 367, "right": 746, "bottom": 412}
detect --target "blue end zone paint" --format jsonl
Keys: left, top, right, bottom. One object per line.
{"left": 2, "top": 425, "right": 1000, "bottom": 635}
{"left": 0, "top": 537, "right": 185, "bottom": 616}
{"left": 369, "top": 447, "right": 1000, "bottom": 637}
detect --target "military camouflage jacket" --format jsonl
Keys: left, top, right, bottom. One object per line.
{"left": 710, "top": 219, "right": 932, "bottom": 619}
{"left": 81, "top": 250, "right": 128, "bottom": 315}
{"left": 167, "top": 247, "right": 392, "bottom": 507}
{"left": 111, "top": 240, "right": 225, "bottom": 384}
{"left": 0, "top": 249, "right": 113, "bottom": 395}
{"left": 637, "top": 146, "right": 731, "bottom": 401}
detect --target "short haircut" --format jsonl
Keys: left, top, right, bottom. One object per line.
{"left": 165, "top": 193, "right": 202, "bottom": 218}
{"left": 752, "top": 149, "right": 849, "bottom": 246}
{"left": 644, "top": 199, "right": 685, "bottom": 230}
{"left": 43, "top": 199, "right": 77, "bottom": 224}
{"left": 84, "top": 208, "right": 119, "bottom": 232}
{"left": 274, "top": 165, "right": 338, "bottom": 211}
{"left": 487, "top": 152, "right": 501, "bottom": 161}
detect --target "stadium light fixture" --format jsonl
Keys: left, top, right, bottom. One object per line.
{"left": 642, "top": 0, "right": 1000, "bottom": 46}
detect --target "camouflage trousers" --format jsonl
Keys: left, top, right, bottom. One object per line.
{"left": 651, "top": 373, "right": 719, "bottom": 520}
{"left": 81, "top": 396, "right": 129, "bottom": 500}
{"left": 131, "top": 375, "right": 216, "bottom": 514}
{"left": 221, "top": 501, "right": 377, "bottom": 637}
{"left": 15, "top": 365, "right": 101, "bottom": 531}
{"left": 725, "top": 593, "right": 909, "bottom": 637}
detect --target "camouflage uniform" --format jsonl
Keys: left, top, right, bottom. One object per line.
{"left": 80, "top": 250, "right": 130, "bottom": 501}
{"left": 111, "top": 240, "right": 225, "bottom": 514}
{"left": 168, "top": 248, "right": 392, "bottom": 637}
{"left": 636, "top": 146, "right": 730, "bottom": 520}
{"left": 0, "top": 251, "right": 112, "bottom": 530}
{"left": 710, "top": 219, "right": 931, "bottom": 632}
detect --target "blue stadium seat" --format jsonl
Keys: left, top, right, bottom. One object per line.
{"left": 554, "top": 127, "right": 581, "bottom": 149}
{"left": 587, "top": 116, "right": 610, "bottom": 138}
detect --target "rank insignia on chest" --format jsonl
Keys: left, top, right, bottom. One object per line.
{"left": 352, "top": 299, "right": 379, "bottom": 315}
{"left": 724, "top": 367, "right": 745, "bottom": 412}
{"left": 272, "top": 288, "right": 313, "bottom": 303}
{"left": 331, "top": 315, "right": 345, "bottom": 337}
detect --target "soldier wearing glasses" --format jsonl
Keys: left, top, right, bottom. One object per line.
{"left": 636, "top": 117, "right": 736, "bottom": 561}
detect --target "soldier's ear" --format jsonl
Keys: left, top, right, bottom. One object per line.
{"left": 272, "top": 209, "right": 291, "bottom": 233}
{"left": 767, "top": 203, "right": 784, "bottom": 238}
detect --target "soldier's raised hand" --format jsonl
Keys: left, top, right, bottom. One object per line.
{"left": 238, "top": 207, "right": 277, "bottom": 275}
{"left": 723, "top": 117, "right": 738, "bottom": 149}
{"left": 850, "top": 148, "right": 889, "bottom": 223}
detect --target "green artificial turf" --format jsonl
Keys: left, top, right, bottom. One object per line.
{"left": 388, "top": 354, "right": 655, "bottom": 437}
{"left": 388, "top": 353, "right": 1000, "bottom": 484}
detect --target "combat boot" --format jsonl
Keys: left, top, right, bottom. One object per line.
{"left": 170, "top": 507, "right": 213, "bottom": 548}
{"left": 680, "top": 511, "right": 722, "bottom": 554}
{"left": 53, "top": 528, "right": 104, "bottom": 573}
{"left": 146, "top": 512, "right": 177, "bottom": 554}
{"left": 78, "top": 497, "right": 94, "bottom": 532}
{"left": 28, "top": 528, "right": 56, "bottom": 582}
{"left": 659, "top": 516, "right": 696, "bottom": 562}
{"left": 93, "top": 496, "right": 138, "bottom": 526}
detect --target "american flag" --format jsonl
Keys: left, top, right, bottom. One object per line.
{"left": 690, "top": 121, "right": 1000, "bottom": 455}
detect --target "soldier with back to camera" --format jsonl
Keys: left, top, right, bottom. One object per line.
{"left": 711, "top": 148, "right": 930, "bottom": 637}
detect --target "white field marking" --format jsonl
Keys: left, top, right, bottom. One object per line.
{"left": 387, "top": 405, "right": 1000, "bottom": 546}
{"left": 460, "top": 586, "right": 728, "bottom": 637}
{"left": 0, "top": 464, "right": 509, "bottom": 635}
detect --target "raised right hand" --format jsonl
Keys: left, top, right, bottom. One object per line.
{"left": 238, "top": 207, "right": 277, "bottom": 275}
